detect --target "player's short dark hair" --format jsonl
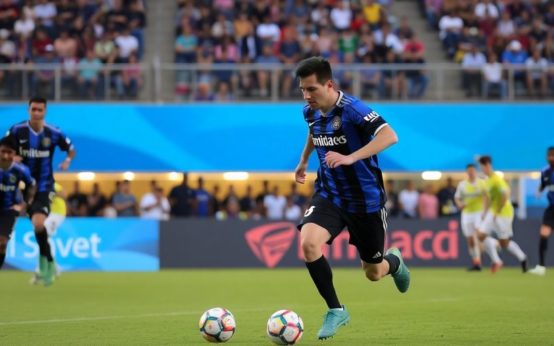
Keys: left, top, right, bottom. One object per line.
{"left": 466, "top": 163, "right": 476, "bottom": 169}
{"left": 28, "top": 96, "right": 47, "bottom": 106}
{"left": 478, "top": 156, "right": 492, "bottom": 165}
{"left": 0, "top": 136, "right": 18, "bottom": 152}
{"left": 295, "top": 56, "right": 333, "bottom": 84}
{"left": 547, "top": 146, "right": 554, "bottom": 153}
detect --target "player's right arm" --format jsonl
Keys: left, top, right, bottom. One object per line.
{"left": 454, "top": 182, "right": 465, "bottom": 210}
{"left": 295, "top": 129, "right": 314, "bottom": 184}
{"left": 536, "top": 169, "right": 547, "bottom": 198}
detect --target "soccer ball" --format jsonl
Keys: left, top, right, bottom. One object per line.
{"left": 266, "top": 310, "right": 304, "bottom": 345}
{"left": 198, "top": 307, "right": 236, "bottom": 343}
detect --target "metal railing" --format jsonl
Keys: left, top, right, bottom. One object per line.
{"left": 0, "top": 62, "right": 551, "bottom": 102}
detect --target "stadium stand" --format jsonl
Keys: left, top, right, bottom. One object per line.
{"left": 173, "top": 0, "right": 430, "bottom": 101}
{"left": 0, "top": 0, "right": 552, "bottom": 101}
{"left": 0, "top": 0, "right": 146, "bottom": 100}
{"left": 419, "top": 0, "right": 554, "bottom": 98}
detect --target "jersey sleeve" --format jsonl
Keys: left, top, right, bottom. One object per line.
{"left": 5, "top": 125, "right": 17, "bottom": 140}
{"left": 346, "top": 102, "right": 388, "bottom": 137}
{"left": 540, "top": 169, "right": 547, "bottom": 191}
{"left": 454, "top": 182, "right": 463, "bottom": 200}
{"left": 18, "top": 164, "right": 35, "bottom": 187}
{"left": 56, "top": 129, "right": 74, "bottom": 152}
{"left": 302, "top": 105, "right": 315, "bottom": 124}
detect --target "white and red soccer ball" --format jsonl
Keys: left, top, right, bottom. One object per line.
{"left": 266, "top": 310, "right": 304, "bottom": 345}
{"left": 198, "top": 307, "right": 236, "bottom": 343}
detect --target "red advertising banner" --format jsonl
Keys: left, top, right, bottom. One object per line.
{"left": 160, "top": 219, "right": 545, "bottom": 268}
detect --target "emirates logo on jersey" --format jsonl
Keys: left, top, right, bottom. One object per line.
{"left": 244, "top": 222, "right": 296, "bottom": 268}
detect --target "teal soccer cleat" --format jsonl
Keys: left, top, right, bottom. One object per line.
{"left": 317, "top": 305, "right": 350, "bottom": 340}
{"left": 386, "top": 247, "right": 410, "bottom": 293}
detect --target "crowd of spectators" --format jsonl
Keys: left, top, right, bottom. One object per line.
{"left": 64, "top": 173, "right": 470, "bottom": 221}
{"left": 64, "top": 174, "right": 310, "bottom": 221}
{"left": 174, "top": 0, "right": 429, "bottom": 100}
{"left": 0, "top": 0, "right": 145, "bottom": 99}
{"left": 385, "top": 178, "right": 461, "bottom": 220}
{"left": 419, "top": 0, "right": 554, "bottom": 98}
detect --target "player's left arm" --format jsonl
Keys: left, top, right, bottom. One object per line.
{"left": 536, "top": 170, "right": 546, "bottom": 198}
{"left": 325, "top": 107, "right": 398, "bottom": 168}
{"left": 56, "top": 130, "right": 76, "bottom": 171}
{"left": 59, "top": 147, "right": 76, "bottom": 171}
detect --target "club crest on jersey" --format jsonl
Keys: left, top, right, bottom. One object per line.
{"left": 364, "top": 111, "right": 380, "bottom": 122}
{"left": 9, "top": 174, "right": 16, "bottom": 183}
{"left": 331, "top": 116, "right": 342, "bottom": 130}
{"left": 41, "top": 137, "right": 51, "bottom": 147}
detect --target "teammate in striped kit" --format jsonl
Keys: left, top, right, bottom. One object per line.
{"left": 6, "top": 96, "right": 75, "bottom": 286}
{"left": 529, "top": 147, "right": 554, "bottom": 276}
{"left": 294, "top": 57, "right": 410, "bottom": 340}
{"left": 30, "top": 182, "right": 66, "bottom": 285}
{"left": 0, "top": 136, "right": 35, "bottom": 270}
{"left": 454, "top": 164, "right": 489, "bottom": 271}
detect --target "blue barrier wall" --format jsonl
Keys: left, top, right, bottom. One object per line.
{"left": 5, "top": 218, "right": 159, "bottom": 271}
{"left": 0, "top": 103, "right": 552, "bottom": 172}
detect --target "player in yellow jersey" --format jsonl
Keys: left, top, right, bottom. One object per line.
{"left": 454, "top": 164, "right": 489, "bottom": 271}
{"left": 477, "top": 156, "right": 527, "bottom": 273}
{"left": 31, "top": 182, "right": 65, "bottom": 284}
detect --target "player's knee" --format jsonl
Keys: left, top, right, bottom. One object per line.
{"left": 499, "top": 239, "right": 509, "bottom": 248}
{"left": 467, "top": 237, "right": 475, "bottom": 247}
{"left": 476, "top": 232, "right": 486, "bottom": 241}
{"left": 362, "top": 264, "right": 382, "bottom": 282}
{"left": 301, "top": 239, "right": 321, "bottom": 259}
{"left": 540, "top": 226, "right": 552, "bottom": 237}
{"left": 364, "top": 269, "right": 381, "bottom": 282}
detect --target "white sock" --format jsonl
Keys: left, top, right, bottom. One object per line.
{"left": 468, "top": 247, "right": 476, "bottom": 259}
{"left": 507, "top": 241, "right": 527, "bottom": 262}
{"left": 473, "top": 242, "right": 481, "bottom": 261}
{"left": 484, "top": 237, "right": 502, "bottom": 263}
{"left": 330, "top": 307, "right": 344, "bottom": 311}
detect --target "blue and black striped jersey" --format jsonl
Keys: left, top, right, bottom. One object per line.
{"left": 0, "top": 162, "right": 34, "bottom": 211}
{"left": 7, "top": 121, "right": 73, "bottom": 193}
{"left": 540, "top": 166, "right": 554, "bottom": 206}
{"left": 304, "top": 91, "right": 389, "bottom": 213}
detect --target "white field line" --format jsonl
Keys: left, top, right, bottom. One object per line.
{"left": 0, "top": 308, "right": 264, "bottom": 327}
{"left": 0, "top": 298, "right": 460, "bottom": 327}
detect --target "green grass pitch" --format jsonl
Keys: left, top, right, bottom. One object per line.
{"left": 1, "top": 268, "right": 553, "bottom": 345}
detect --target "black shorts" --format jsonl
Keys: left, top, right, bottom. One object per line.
{"left": 542, "top": 205, "right": 554, "bottom": 229}
{"left": 0, "top": 211, "right": 18, "bottom": 238}
{"left": 29, "top": 191, "right": 53, "bottom": 217}
{"left": 297, "top": 195, "right": 387, "bottom": 264}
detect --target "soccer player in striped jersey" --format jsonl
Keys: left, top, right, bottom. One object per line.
{"left": 454, "top": 164, "right": 489, "bottom": 271}
{"left": 30, "top": 182, "right": 66, "bottom": 284}
{"left": 294, "top": 57, "right": 410, "bottom": 340}
{"left": 529, "top": 147, "right": 554, "bottom": 276}
{"left": 0, "top": 136, "right": 35, "bottom": 270}
{"left": 477, "top": 156, "right": 527, "bottom": 273}
{"left": 6, "top": 96, "right": 75, "bottom": 285}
